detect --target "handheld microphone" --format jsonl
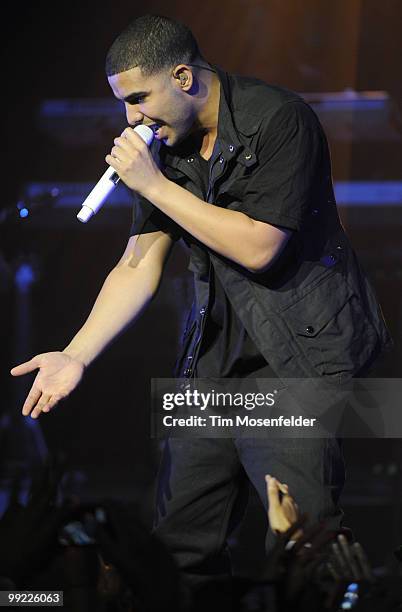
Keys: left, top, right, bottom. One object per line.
{"left": 76, "top": 124, "right": 154, "bottom": 223}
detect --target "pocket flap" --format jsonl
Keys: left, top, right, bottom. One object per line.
{"left": 283, "top": 273, "right": 355, "bottom": 337}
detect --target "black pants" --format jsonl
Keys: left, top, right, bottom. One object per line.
{"left": 153, "top": 436, "right": 345, "bottom": 607}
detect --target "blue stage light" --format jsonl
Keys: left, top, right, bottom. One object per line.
{"left": 15, "top": 263, "right": 35, "bottom": 291}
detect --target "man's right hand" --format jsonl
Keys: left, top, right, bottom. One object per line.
{"left": 10, "top": 352, "right": 85, "bottom": 419}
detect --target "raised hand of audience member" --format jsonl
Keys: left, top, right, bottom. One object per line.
{"left": 323, "top": 534, "right": 375, "bottom": 610}
{"left": 266, "top": 474, "right": 301, "bottom": 539}
{"left": 268, "top": 519, "right": 336, "bottom": 612}
{"left": 263, "top": 476, "right": 340, "bottom": 611}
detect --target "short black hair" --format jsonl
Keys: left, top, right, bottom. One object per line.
{"left": 105, "top": 14, "right": 202, "bottom": 77}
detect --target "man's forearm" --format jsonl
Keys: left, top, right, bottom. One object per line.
{"left": 106, "top": 131, "right": 291, "bottom": 272}
{"left": 146, "top": 176, "right": 290, "bottom": 272}
{"left": 147, "top": 177, "right": 259, "bottom": 269}
{"left": 63, "top": 264, "right": 158, "bottom": 367}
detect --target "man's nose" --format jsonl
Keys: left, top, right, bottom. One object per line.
{"left": 125, "top": 104, "right": 144, "bottom": 126}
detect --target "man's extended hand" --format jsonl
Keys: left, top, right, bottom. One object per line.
{"left": 10, "top": 351, "right": 85, "bottom": 418}
{"left": 105, "top": 127, "right": 165, "bottom": 198}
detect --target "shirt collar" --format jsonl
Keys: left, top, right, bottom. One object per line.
{"left": 162, "top": 64, "right": 258, "bottom": 172}
{"left": 214, "top": 65, "right": 260, "bottom": 167}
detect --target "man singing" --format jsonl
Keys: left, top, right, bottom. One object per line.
{"left": 11, "top": 14, "right": 391, "bottom": 607}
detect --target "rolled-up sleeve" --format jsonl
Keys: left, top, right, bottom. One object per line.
{"left": 129, "top": 193, "right": 182, "bottom": 241}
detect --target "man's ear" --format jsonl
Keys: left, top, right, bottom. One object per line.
{"left": 172, "top": 65, "right": 193, "bottom": 91}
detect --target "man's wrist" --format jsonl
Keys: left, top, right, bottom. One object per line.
{"left": 143, "top": 174, "right": 171, "bottom": 205}
{"left": 62, "top": 345, "right": 91, "bottom": 368}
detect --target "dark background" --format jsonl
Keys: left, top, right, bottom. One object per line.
{"left": 1, "top": 0, "right": 402, "bottom": 571}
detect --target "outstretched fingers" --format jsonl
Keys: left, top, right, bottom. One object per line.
{"left": 22, "top": 386, "right": 43, "bottom": 416}
{"left": 11, "top": 356, "right": 40, "bottom": 377}
{"left": 13, "top": 356, "right": 49, "bottom": 417}
{"left": 22, "top": 386, "right": 59, "bottom": 419}
{"left": 42, "top": 395, "right": 62, "bottom": 414}
{"left": 30, "top": 394, "right": 54, "bottom": 419}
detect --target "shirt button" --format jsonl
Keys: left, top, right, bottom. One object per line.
{"left": 312, "top": 208, "right": 319, "bottom": 215}
{"left": 219, "top": 156, "right": 224, "bottom": 164}
{"left": 305, "top": 326, "right": 315, "bottom": 335}
{"left": 183, "top": 368, "right": 192, "bottom": 377}
{"left": 199, "top": 307, "right": 206, "bottom": 315}
{"left": 187, "top": 157, "right": 194, "bottom": 163}
{"left": 336, "top": 245, "right": 343, "bottom": 251}
{"left": 245, "top": 153, "right": 252, "bottom": 161}
{"left": 228, "top": 145, "right": 234, "bottom": 152}
{"left": 320, "top": 253, "right": 338, "bottom": 267}
{"left": 187, "top": 355, "right": 193, "bottom": 361}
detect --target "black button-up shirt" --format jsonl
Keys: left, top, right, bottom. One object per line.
{"left": 183, "top": 150, "right": 278, "bottom": 379}
{"left": 130, "top": 66, "right": 392, "bottom": 383}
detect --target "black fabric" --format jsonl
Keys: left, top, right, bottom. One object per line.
{"left": 128, "top": 96, "right": 327, "bottom": 379}
{"left": 129, "top": 193, "right": 182, "bottom": 241}
{"left": 232, "top": 100, "right": 325, "bottom": 231}
{"left": 154, "top": 436, "right": 345, "bottom": 607}
{"left": 128, "top": 99, "right": 322, "bottom": 237}
{"left": 193, "top": 153, "right": 278, "bottom": 378}
{"left": 128, "top": 66, "right": 392, "bottom": 382}
{"left": 194, "top": 150, "right": 209, "bottom": 197}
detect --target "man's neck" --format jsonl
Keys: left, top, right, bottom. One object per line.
{"left": 194, "top": 69, "right": 220, "bottom": 160}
